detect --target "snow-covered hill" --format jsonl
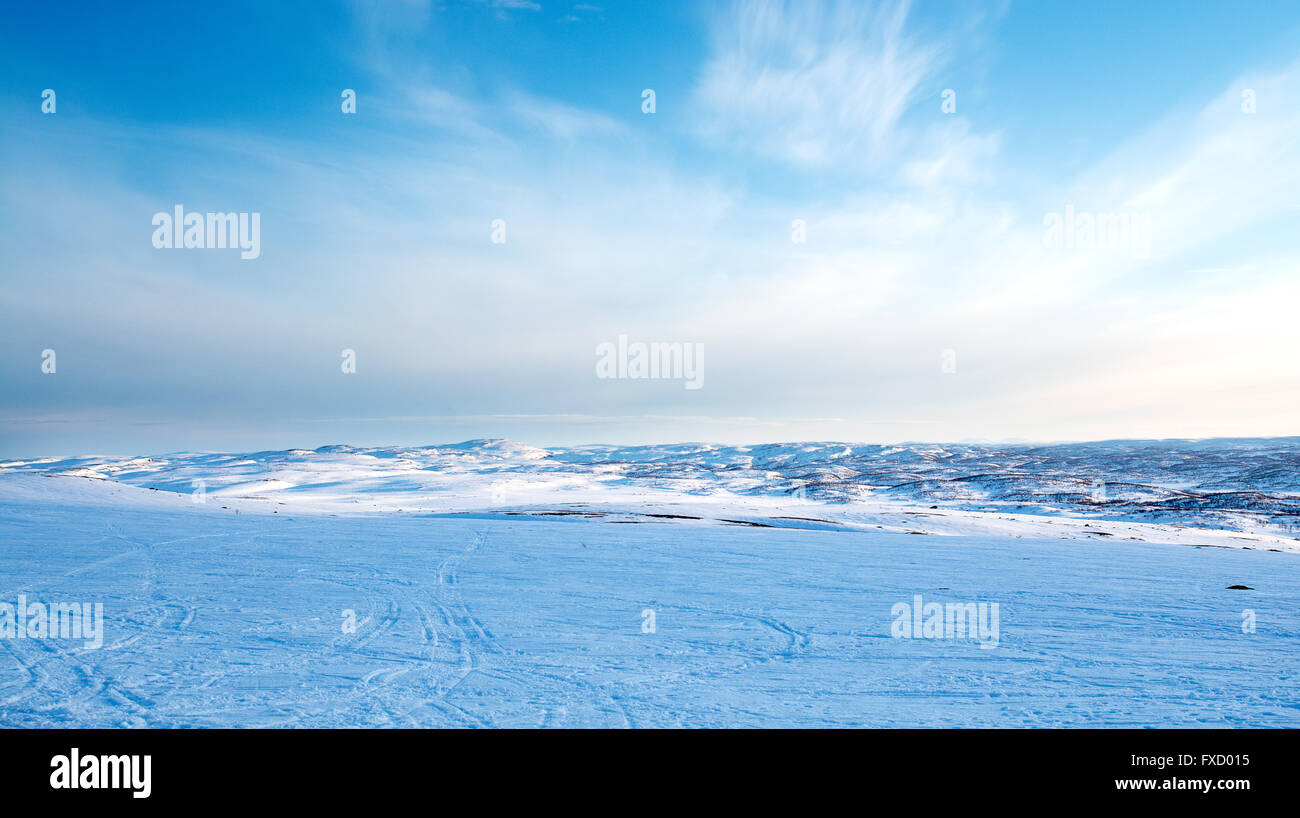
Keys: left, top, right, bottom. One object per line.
{"left": 4, "top": 437, "right": 1298, "bottom": 548}
{"left": 2, "top": 438, "right": 1297, "bottom": 727}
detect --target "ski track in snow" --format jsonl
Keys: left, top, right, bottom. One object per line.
{"left": 1, "top": 439, "right": 1298, "bottom": 727}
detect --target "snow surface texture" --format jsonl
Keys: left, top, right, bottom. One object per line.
{"left": 1, "top": 438, "right": 1297, "bottom": 727}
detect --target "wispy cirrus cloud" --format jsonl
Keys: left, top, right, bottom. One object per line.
{"left": 4, "top": 0, "right": 1299, "bottom": 456}
{"left": 477, "top": 0, "right": 542, "bottom": 13}
{"left": 508, "top": 93, "right": 624, "bottom": 139}
{"left": 691, "top": 0, "right": 947, "bottom": 170}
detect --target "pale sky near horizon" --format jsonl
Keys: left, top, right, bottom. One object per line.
{"left": 2, "top": 0, "right": 1299, "bottom": 457}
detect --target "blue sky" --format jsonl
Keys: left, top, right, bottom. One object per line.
{"left": 2, "top": 0, "right": 1299, "bottom": 456}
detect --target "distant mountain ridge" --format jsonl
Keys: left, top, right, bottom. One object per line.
{"left": 4, "top": 437, "right": 1299, "bottom": 538}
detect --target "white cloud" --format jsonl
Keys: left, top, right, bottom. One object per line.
{"left": 479, "top": 0, "right": 542, "bottom": 11}
{"left": 7, "top": 19, "right": 1300, "bottom": 450}
{"left": 692, "top": 0, "right": 943, "bottom": 169}
{"left": 508, "top": 93, "right": 624, "bottom": 140}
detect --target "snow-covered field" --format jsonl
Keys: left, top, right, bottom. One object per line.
{"left": 2, "top": 439, "right": 1297, "bottom": 727}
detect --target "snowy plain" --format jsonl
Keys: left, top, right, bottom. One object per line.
{"left": 1, "top": 438, "right": 1297, "bottom": 727}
